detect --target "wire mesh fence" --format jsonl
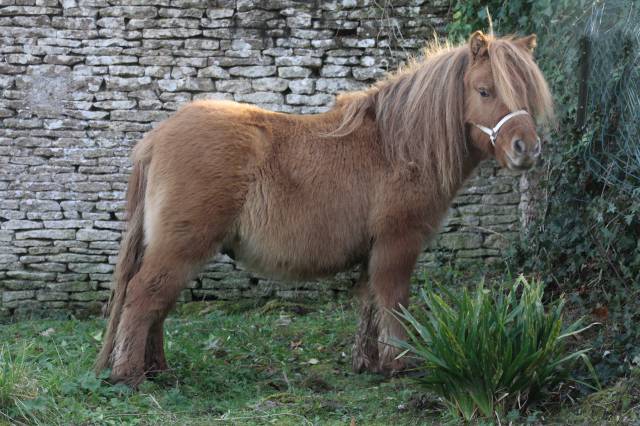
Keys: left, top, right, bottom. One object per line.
{"left": 540, "top": 0, "right": 639, "bottom": 194}
{"left": 579, "top": 0, "right": 640, "bottom": 194}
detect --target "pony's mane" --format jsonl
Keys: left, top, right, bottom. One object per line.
{"left": 332, "top": 36, "right": 554, "bottom": 195}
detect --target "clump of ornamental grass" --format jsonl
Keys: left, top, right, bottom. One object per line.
{"left": 395, "top": 275, "right": 598, "bottom": 422}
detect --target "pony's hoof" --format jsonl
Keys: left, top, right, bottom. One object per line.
{"left": 144, "top": 363, "right": 170, "bottom": 380}
{"left": 377, "top": 357, "right": 408, "bottom": 377}
{"left": 352, "top": 349, "right": 379, "bottom": 374}
{"left": 110, "top": 368, "right": 146, "bottom": 389}
{"left": 352, "top": 357, "right": 373, "bottom": 374}
{"left": 144, "top": 354, "right": 169, "bottom": 378}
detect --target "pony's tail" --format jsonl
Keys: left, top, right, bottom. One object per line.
{"left": 95, "top": 143, "right": 150, "bottom": 373}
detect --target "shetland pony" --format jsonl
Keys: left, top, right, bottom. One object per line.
{"left": 96, "top": 31, "right": 554, "bottom": 386}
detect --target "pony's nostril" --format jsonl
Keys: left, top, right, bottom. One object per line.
{"left": 513, "top": 139, "right": 525, "bottom": 155}
{"left": 533, "top": 137, "right": 542, "bottom": 157}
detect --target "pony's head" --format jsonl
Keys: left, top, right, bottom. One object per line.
{"left": 332, "top": 31, "right": 555, "bottom": 193}
{"left": 463, "top": 31, "right": 554, "bottom": 170}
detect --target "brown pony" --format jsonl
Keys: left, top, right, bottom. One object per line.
{"left": 95, "top": 31, "right": 554, "bottom": 386}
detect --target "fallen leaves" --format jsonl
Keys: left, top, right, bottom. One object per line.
{"left": 592, "top": 305, "right": 609, "bottom": 321}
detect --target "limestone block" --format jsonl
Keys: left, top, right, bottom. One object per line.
{"left": 206, "top": 8, "right": 235, "bottom": 19}
{"left": 286, "top": 93, "right": 333, "bottom": 106}
{"left": 46, "top": 281, "right": 94, "bottom": 292}
{"left": 216, "top": 79, "right": 252, "bottom": 93}
{"left": 68, "top": 263, "right": 114, "bottom": 274}
{"left": 2, "top": 290, "right": 35, "bottom": 303}
{"left": 228, "top": 66, "right": 277, "bottom": 78}
{"left": 3, "top": 280, "right": 45, "bottom": 290}
{"left": 278, "top": 66, "right": 312, "bottom": 78}
{"left": 69, "top": 290, "right": 110, "bottom": 301}
{"left": 252, "top": 77, "right": 289, "bottom": 92}
{"left": 320, "top": 65, "right": 350, "bottom": 77}
{"left": 76, "top": 229, "right": 120, "bottom": 241}
{"left": 37, "top": 290, "right": 69, "bottom": 301}
{"left": 2, "top": 220, "right": 43, "bottom": 230}
{"left": 235, "top": 92, "right": 284, "bottom": 104}
{"left": 275, "top": 56, "right": 321, "bottom": 67}
{"left": 288, "top": 78, "right": 315, "bottom": 94}
{"left": 99, "top": 6, "right": 158, "bottom": 19}
{"left": 438, "top": 233, "right": 483, "bottom": 250}
{"left": 315, "top": 78, "right": 367, "bottom": 93}
{"left": 197, "top": 65, "right": 229, "bottom": 79}
{"left": 352, "top": 67, "right": 386, "bottom": 81}
{"left": 30, "top": 263, "right": 66, "bottom": 272}
{"left": 143, "top": 28, "right": 201, "bottom": 38}
{"left": 16, "top": 230, "right": 74, "bottom": 240}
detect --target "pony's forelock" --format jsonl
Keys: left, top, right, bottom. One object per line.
{"left": 488, "top": 37, "right": 555, "bottom": 127}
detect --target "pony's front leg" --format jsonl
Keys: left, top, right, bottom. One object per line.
{"left": 369, "top": 232, "right": 423, "bottom": 375}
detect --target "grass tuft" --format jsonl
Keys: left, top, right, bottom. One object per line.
{"left": 395, "top": 275, "right": 598, "bottom": 421}
{"left": 0, "top": 344, "right": 38, "bottom": 412}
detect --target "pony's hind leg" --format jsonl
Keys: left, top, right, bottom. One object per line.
{"left": 368, "top": 232, "right": 423, "bottom": 376}
{"left": 110, "top": 205, "right": 237, "bottom": 385}
{"left": 352, "top": 268, "right": 380, "bottom": 373}
{"left": 109, "top": 251, "right": 195, "bottom": 386}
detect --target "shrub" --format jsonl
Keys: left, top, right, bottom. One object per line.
{"left": 395, "top": 276, "right": 595, "bottom": 421}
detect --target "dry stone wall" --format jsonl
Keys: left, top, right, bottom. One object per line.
{"left": 0, "top": 0, "right": 527, "bottom": 319}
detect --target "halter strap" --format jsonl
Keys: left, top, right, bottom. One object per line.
{"left": 473, "top": 110, "right": 530, "bottom": 146}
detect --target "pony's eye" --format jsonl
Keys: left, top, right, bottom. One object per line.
{"left": 478, "top": 88, "right": 490, "bottom": 98}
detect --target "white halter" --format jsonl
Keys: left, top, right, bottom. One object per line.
{"left": 473, "top": 110, "right": 530, "bottom": 146}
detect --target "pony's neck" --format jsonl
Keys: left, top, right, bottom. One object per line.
{"left": 333, "top": 46, "right": 477, "bottom": 197}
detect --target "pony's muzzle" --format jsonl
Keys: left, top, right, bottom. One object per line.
{"left": 507, "top": 135, "right": 541, "bottom": 170}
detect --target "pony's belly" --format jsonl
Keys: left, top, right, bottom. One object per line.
{"left": 225, "top": 237, "right": 364, "bottom": 281}
{"left": 224, "top": 221, "right": 368, "bottom": 281}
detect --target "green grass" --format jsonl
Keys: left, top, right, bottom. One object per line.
{"left": 0, "top": 301, "right": 441, "bottom": 425}
{"left": 0, "top": 299, "right": 638, "bottom": 425}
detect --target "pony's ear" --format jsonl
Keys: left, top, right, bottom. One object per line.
{"left": 517, "top": 34, "right": 537, "bottom": 52}
{"left": 469, "top": 31, "right": 488, "bottom": 60}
